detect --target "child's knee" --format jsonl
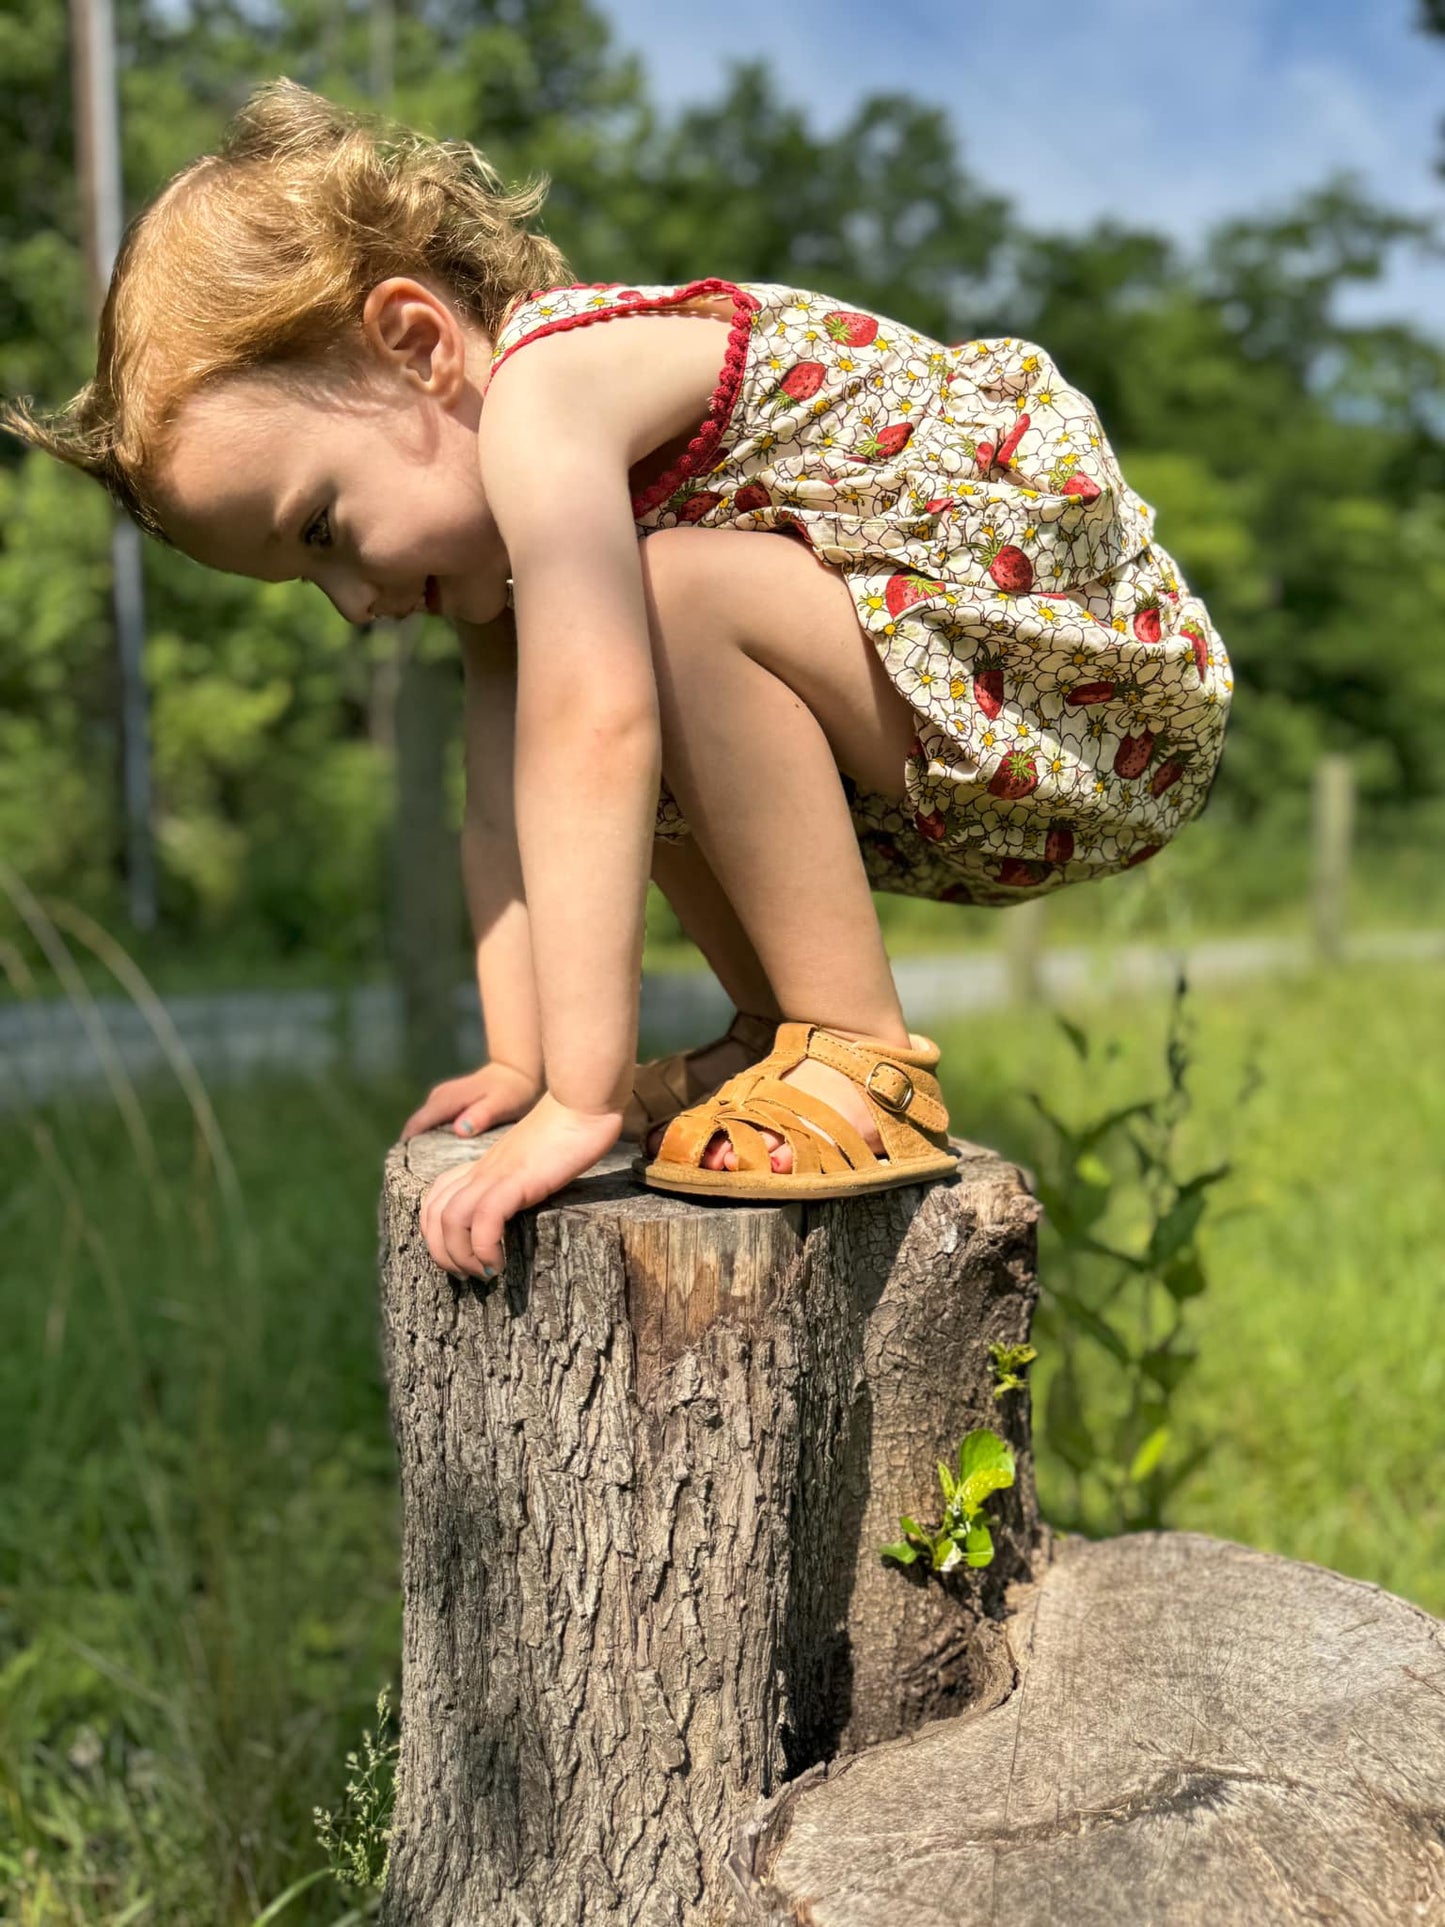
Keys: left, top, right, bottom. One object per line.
{"left": 638, "top": 526, "right": 708, "bottom": 609}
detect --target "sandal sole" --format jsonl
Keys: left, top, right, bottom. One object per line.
{"left": 633, "top": 1150, "right": 961, "bottom": 1200}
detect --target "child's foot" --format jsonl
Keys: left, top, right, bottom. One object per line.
{"left": 645, "top": 1031, "right": 889, "bottom": 1173}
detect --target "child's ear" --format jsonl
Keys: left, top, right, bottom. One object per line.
{"left": 362, "top": 278, "right": 467, "bottom": 402}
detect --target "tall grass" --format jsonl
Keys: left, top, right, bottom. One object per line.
{"left": 1, "top": 903, "right": 1440, "bottom": 1920}
{"left": 1, "top": 890, "right": 403, "bottom": 1925}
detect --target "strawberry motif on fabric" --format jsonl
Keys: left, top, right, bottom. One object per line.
{"left": 490, "top": 280, "right": 1234, "bottom": 905}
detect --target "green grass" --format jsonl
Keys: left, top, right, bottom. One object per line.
{"left": 5, "top": 809, "right": 1444, "bottom": 1000}
{"left": 934, "top": 957, "right": 1445, "bottom": 1614}
{"left": 1, "top": 957, "right": 1440, "bottom": 1921}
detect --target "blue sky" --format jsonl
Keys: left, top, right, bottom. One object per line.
{"left": 598, "top": 0, "right": 1445, "bottom": 331}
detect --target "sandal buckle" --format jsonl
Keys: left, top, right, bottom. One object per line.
{"left": 865, "top": 1061, "right": 914, "bottom": 1115}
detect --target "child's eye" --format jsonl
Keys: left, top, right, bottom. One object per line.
{"left": 303, "top": 509, "right": 332, "bottom": 551}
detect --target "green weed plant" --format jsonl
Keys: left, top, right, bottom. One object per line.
{"left": 880, "top": 1429, "right": 1017, "bottom": 1573}
{"left": 1028, "top": 972, "right": 1260, "bottom": 1537}
{"left": 312, "top": 1688, "right": 397, "bottom": 1900}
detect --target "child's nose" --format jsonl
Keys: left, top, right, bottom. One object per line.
{"left": 316, "top": 573, "right": 377, "bottom": 628}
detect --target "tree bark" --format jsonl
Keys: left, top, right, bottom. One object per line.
{"left": 727, "top": 1529, "right": 1445, "bottom": 1926}
{"left": 379, "top": 1131, "right": 1042, "bottom": 1926}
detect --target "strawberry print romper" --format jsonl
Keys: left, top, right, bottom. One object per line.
{"left": 490, "top": 278, "right": 1233, "bottom": 905}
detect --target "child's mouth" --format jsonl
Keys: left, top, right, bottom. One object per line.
{"left": 424, "top": 576, "right": 441, "bottom": 615}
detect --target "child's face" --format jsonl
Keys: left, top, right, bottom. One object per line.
{"left": 155, "top": 279, "right": 511, "bottom": 628}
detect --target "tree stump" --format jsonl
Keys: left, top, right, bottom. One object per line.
{"left": 379, "top": 1131, "right": 1042, "bottom": 1927}
{"left": 727, "top": 1528, "right": 1445, "bottom": 1925}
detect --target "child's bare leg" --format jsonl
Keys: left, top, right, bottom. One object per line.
{"left": 651, "top": 834, "right": 782, "bottom": 1024}
{"left": 638, "top": 526, "right": 920, "bottom": 1173}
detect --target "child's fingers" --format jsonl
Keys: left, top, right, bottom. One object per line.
{"left": 453, "top": 1097, "right": 506, "bottom": 1137}
{"left": 402, "top": 1082, "right": 469, "bottom": 1140}
{"left": 419, "top": 1162, "right": 479, "bottom": 1273}
{"left": 438, "top": 1175, "right": 509, "bottom": 1278}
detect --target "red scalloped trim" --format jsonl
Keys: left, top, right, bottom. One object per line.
{"left": 491, "top": 279, "right": 760, "bottom": 520}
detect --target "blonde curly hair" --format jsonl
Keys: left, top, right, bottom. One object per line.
{"left": 0, "top": 79, "right": 570, "bottom": 542}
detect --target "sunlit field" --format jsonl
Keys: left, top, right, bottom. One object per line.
{"left": 1, "top": 957, "right": 1440, "bottom": 1921}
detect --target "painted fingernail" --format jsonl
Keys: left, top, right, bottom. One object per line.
{"left": 480, "top": 1263, "right": 497, "bottom": 1279}
{"left": 457, "top": 1120, "right": 475, "bottom": 1135}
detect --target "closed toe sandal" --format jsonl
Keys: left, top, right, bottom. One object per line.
{"left": 634, "top": 1020, "right": 961, "bottom": 1199}
{"left": 620, "top": 1008, "right": 778, "bottom": 1142}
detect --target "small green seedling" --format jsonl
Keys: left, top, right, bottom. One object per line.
{"left": 880, "top": 1427, "right": 1016, "bottom": 1573}
{"left": 989, "top": 1340, "right": 1037, "bottom": 1397}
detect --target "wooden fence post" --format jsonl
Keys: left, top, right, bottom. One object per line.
{"left": 1312, "top": 753, "right": 1355, "bottom": 965}
{"left": 1006, "top": 897, "right": 1049, "bottom": 1005}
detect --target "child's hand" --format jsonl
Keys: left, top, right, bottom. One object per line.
{"left": 400, "top": 1060, "right": 542, "bottom": 1142}
{"left": 418, "top": 1092, "right": 622, "bottom": 1277}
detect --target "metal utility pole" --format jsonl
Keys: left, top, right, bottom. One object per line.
{"left": 369, "top": 0, "right": 395, "bottom": 107}
{"left": 70, "top": 0, "right": 157, "bottom": 930}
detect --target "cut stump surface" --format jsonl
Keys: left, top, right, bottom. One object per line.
{"left": 728, "top": 1528, "right": 1445, "bottom": 1926}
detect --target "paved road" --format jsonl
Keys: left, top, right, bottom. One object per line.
{"left": 2, "top": 929, "right": 1440, "bottom": 1110}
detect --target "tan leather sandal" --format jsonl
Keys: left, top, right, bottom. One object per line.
{"left": 621, "top": 1009, "right": 779, "bottom": 1143}
{"left": 635, "top": 1021, "right": 960, "bottom": 1199}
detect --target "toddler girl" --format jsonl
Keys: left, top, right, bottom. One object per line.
{"left": 5, "top": 81, "right": 1232, "bottom": 1281}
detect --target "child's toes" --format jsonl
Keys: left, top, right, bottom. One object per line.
{"left": 698, "top": 1128, "right": 794, "bottom": 1172}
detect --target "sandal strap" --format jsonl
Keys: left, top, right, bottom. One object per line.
{"left": 653, "top": 1024, "right": 952, "bottom": 1175}
{"left": 633, "top": 1051, "right": 693, "bottom": 1118}
{"left": 789, "top": 1026, "right": 951, "bottom": 1138}
{"left": 726, "top": 1009, "right": 781, "bottom": 1055}
{"left": 625, "top": 1009, "right": 777, "bottom": 1137}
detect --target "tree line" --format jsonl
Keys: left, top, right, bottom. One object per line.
{"left": 2, "top": 0, "right": 1442, "bottom": 959}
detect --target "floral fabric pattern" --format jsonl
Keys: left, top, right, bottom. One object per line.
{"left": 491, "top": 279, "right": 1233, "bottom": 905}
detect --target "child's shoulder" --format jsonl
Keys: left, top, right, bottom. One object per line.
{"left": 490, "top": 278, "right": 758, "bottom": 366}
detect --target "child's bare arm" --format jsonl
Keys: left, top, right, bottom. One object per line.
{"left": 400, "top": 609, "right": 543, "bottom": 1139}
{"left": 506, "top": 481, "right": 660, "bottom": 1111}
{"left": 418, "top": 340, "right": 667, "bottom": 1275}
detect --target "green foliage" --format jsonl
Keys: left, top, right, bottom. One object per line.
{"left": 1, "top": 915, "right": 1441, "bottom": 1919}
{"left": 989, "top": 1340, "right": 1037, "bottom": 1398}
{"left": 879, "top": 1428, "right": 1016, "bottom": 1573}
{"left": 0, "top": 901, "right": 405, "bottom": 1923}
{"left": 1, "top": 0, "right": 1442, "bottom": 970}
{"left": 1010, "top": 977, "right": 1257, "bottom": 1536}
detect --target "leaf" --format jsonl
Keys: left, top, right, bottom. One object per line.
{"left": 990, "top": 1342, "right": 1038, "bottom": 1373}
{"left": 937, "top": 1460, "right": 957, "bottom": 1504}
{"left": 1078, "top": 1098, "right": 1157, "bottom": 1155}
{"left": 1140, "top": 1343, "right": 1198, "bottom": 1394}
{"left": 1055, "top": 1013, "right": 1091, "bottom": 1062}
{"left": 959, "top": 1466, "right": 1014, "bottom": 1514}
{"left": 1177, "top": 1160, "right": 1233, "bottom": 1200}
{"left": 1072, "top": 1150, "right": 1113, "bottom": 1189}
{"left": 1128, "top": 1425, "right": 1171, "bottom": 1484}
{"left": 1149, "top": 1438, "right": 1216, "bottom": 1503}
{"left": 879, "top": 1539, "right": 919, "bottom": 1565}
{"left": 1161, "top": 1252, "right": 1207, "bottom": 1301}
{"left": 1147, "top": 1191, "right": 1207, "bottom": 1268}
{"left": 898, "top": 1514, "right": 928, "bottom": 1542}
{"left": 964, "top": 1521, "right": 995, "bottom": 1567}
{"left": 935, "top": 1534, "right": 962, "bottom": 1571}
{"left": 958, "top": 1428, "right": 1015, "bottom": 1485}
{"left": 1053, "top": 1290, "right": 1132, "bottom": 1365}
